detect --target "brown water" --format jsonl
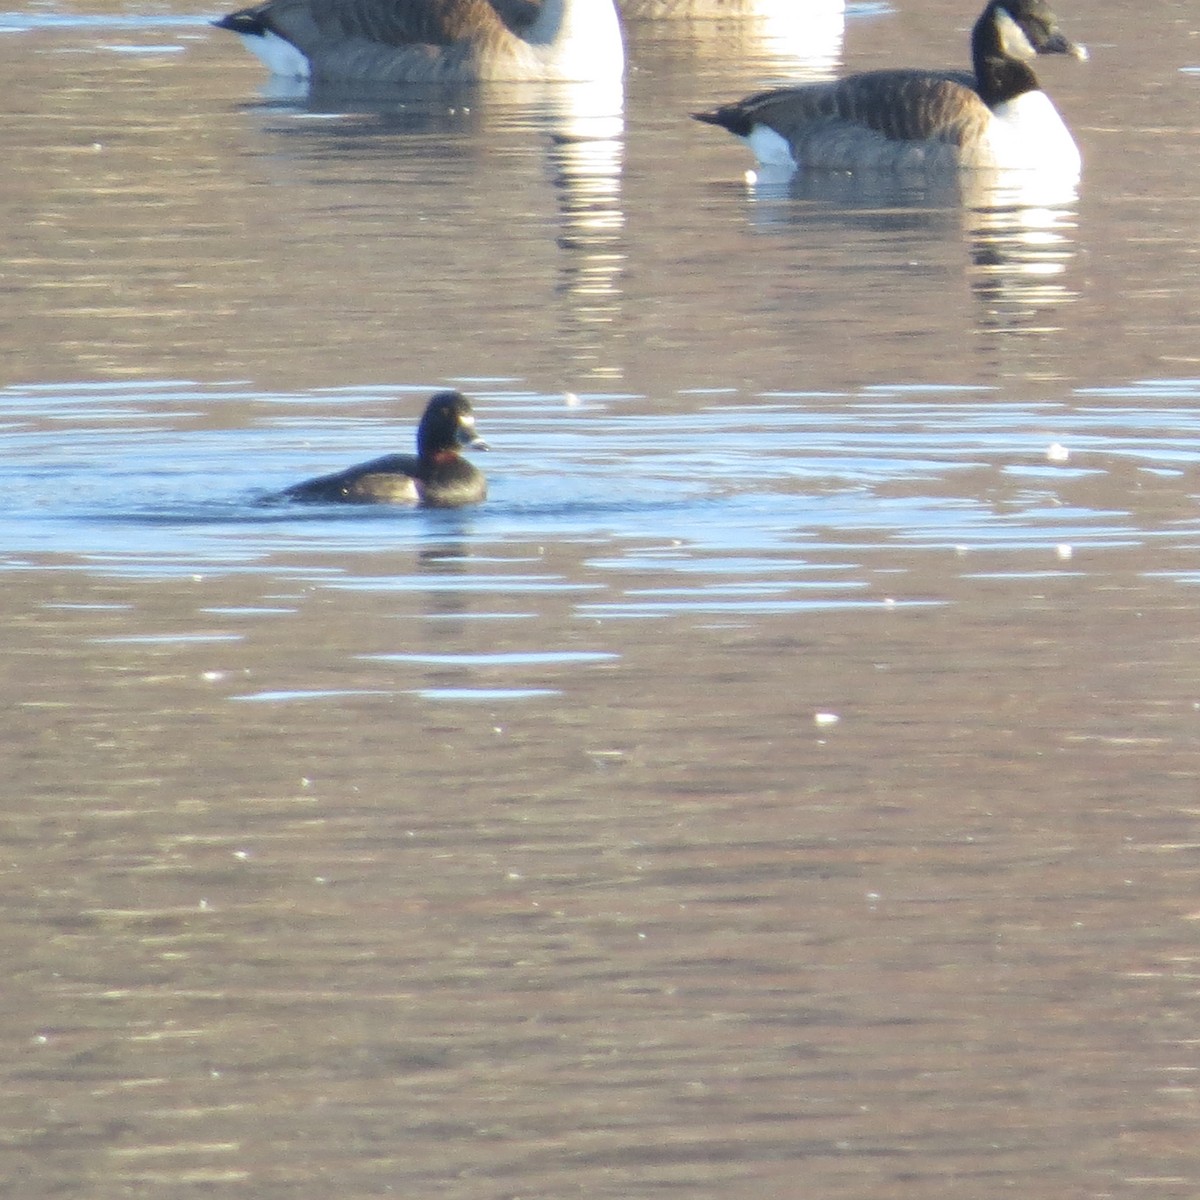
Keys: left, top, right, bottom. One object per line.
{"left": 2, "top": 2, "right": 1200, "bottom": 1196}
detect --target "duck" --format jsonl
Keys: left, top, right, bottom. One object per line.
{"left": 273, "top": 390, "right": 488, "bottom": 506}
{"left": 212, "top": 0, "right": 624, "bottom": 84}
{"left": 692, "top": 0, "right": 1087, "bottom": 175}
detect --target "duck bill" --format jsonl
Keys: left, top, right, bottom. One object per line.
{"left": 458, "top": 429, "right": 488, "bottom": 450}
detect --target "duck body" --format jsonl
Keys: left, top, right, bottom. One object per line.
{"left": 213, "top": 0, "right": 623, "bottom": 84}
{"left": 273, "top": 391, "right": 488, "bottom": 507}
{"left": 694, "top": 0, "right": 1086, "bottom": 174}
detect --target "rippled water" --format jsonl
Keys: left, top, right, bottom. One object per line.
{"left": 3, "top": 1, "right": 1200, "bottom": 1196}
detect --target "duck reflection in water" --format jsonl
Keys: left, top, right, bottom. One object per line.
{"left": 270, "top": 390, "right": 488, "bottom": 506}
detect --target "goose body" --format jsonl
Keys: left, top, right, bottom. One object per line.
{"left": 273, "top": 391, "right": 488, "bottom": 507}
{"left": 213, "top": 0, "right": 623, "bottom": 84}
{"left": 694, "top": 0, "right": 1086, "bottom": 174}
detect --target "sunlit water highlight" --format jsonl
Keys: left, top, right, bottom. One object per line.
{"left": 5, "top": 377, "right": 1200, "bottom": 688}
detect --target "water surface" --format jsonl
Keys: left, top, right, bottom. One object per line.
{"left": 3, "top": 2, "right": 1200, "bottom": 1197}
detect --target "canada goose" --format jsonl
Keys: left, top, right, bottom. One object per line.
{"left": 213, "top": 0, "right": 624, "bottom": 85}
{"left": 272, "top": 391, "right": 487, "bottom": 506}
{"left": 693, "top": 0, "right": 1087, "bottom": 174}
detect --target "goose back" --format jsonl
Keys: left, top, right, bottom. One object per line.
{"left": 699, "top": 72, "right": 995, "bottom": 171}
{"left": 215, "top": 0, "right": 623, "bottom": 84}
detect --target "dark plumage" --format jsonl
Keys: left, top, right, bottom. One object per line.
{"left": 273, "top": 391, "right": 488, "bottom": 507}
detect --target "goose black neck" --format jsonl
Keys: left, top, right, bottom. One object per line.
{"left": 972, "top": 8, "right": 1041, "bottom": 107}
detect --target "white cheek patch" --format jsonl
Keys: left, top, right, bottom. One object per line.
{"left": 994, "top": 9, "right": 1037, "bottom": 62}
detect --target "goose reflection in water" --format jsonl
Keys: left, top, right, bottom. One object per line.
{"left": 620, "top": 0, "right": 842, "bottom": 17}
{"left": 238, "top": 73, "right": 627, "bottom": 386}
{"left": 961, "top": 169, "right": 1079, "bottom": 341}
{"left": 543, "top": 80, "right": 626, "bottom": 386}
{"left": 736, "top": 165, "right": 1080, "bottom": 373}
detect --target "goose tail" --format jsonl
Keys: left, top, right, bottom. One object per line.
{"left": 692, "top": 106, "right": 754, "bottom": 139}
